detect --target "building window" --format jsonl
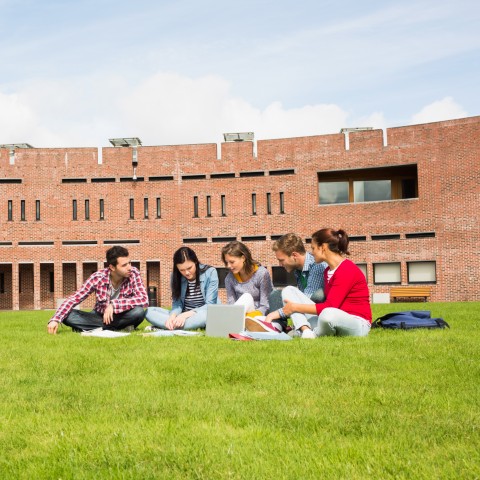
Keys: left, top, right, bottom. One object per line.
{"left": 407, "top": 261, "right": 436, "bottom": 284}
{"left": 129, "top": 199, "right": 135, "bottom": 219}
{"left": 356, "top": 263, "right": 368, "bottom": 280}
{"left": 216, "top": 267, "right": 229, "bottom": 289}
{"left": 221, "top": 195, "right": 226, "bottom": 216}
{"left": 373, "top": 263, "right": 401, "bottom": 284}
{"left": 271, "top": 266, "right": 296, "bottom": 287}
{"left": 193, "top": 196, "right": 199, "bottom": 218}
{"left": 49, "top": 271, "right": 54, "bottom": 293}
{"left": 0, "top": 272, "right": 4, "bottom": 293}
{"left": 99, "top": 199, "right": 105, "bottom": 220}
{"left": 156, "top": 197, "right": 161, "bottom": 218}
{"left": 8, "top": 200, "right": 13, "bottom": 221}
{"left": 21, "top": 200, "right": 26, "bottom": 221}
{"left": 144, "top": 198, "right": 149, "bottom": 219}
{"left": 72, "top": 200, "right": 77, "bottom": 221}
{"left": 279, "top": 192, "right": 285, "bottom": 214}
{"left": 85, "top": 200, "right": 90, "bottom": 220}
{"left": 251, "top": 193, "right": 257, "bottom": 215}
{"left": 318, "top": 165, "right": 418, "bottom": 205}
{"left": 266, "top": 193, "right": 271, "bottom": 215}
{"left": 206, "top": 196, "right": 211, "bottom": 217}
{"left": 36, "top": 200, "right": 41, "bottom": 221}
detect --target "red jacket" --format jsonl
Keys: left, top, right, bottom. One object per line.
{"left": 315, "top": 259, "right": 372, "bottom": 322}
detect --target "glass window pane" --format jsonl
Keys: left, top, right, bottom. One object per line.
{"left": 373, "top": 263, "right": 401, "bottom": 284}
{"left": 408, "top": 262, "right": 436, "bottom": 283}
{"left": 319, "top": 181, "right": 349, "bottom": 204}
{"left": 356, "top": 263, "right": 367, "bottom": 279}
{"left": 354, "top": 180, "right": 391, "bottom": 202}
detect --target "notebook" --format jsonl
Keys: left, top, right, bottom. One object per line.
{"left": 205, "top": 304, "right": 246, "bottom": 338}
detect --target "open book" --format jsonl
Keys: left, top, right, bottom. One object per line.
{"left": 142, "top": 330, "right": 202, "bottom": 337}
{"left": 81, "top": 328, "right": 130, "bottom": 338}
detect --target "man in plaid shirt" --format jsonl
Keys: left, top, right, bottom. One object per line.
{"left": 47, "top": 246, "right": 148, "bottom": 334}
{"left": 245, "top": 233, "right": 326, "bottom": 334}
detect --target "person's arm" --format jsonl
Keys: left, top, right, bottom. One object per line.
{"left": 256, "top": 267, "right": 274, "bottom": 315}
{"left": 110, "top": 269, "right": 149, "bottom": 313}
{"left": 282, "top": 298, "right": 318, "bottom": 316}
{"left": 224, "top": 274, "right": 237, "bottom": 305}
{"left": 202, "top": 267, "right": 219, "bottom": 305}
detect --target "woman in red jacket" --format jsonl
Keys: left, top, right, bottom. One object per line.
{"left": 282, "top": 228, "right": 371, "bottom": 339}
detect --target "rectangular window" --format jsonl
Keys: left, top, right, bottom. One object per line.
{"left": 0, "top": 272, "right": 4, "bottom": 293}
{"left": 251, "top": 193, "right": 257, "bottom": 215}
{"left": 271, "top": 266, "right": 296, "bottom": 287}
{"left": 354, "top": 180, "right": 391, "bottom": 203}
{"left": 85, "top": 199, "right": 90, "bottom": 220}
{"left": 216, "top": 267, "right": 229, "bottom": 289}
{"left": 319, "top": 165, "right": 418, "bottom": 205}
{"left": 373, "top": 263, "right": 401, "bottom": 284}
{"left": 144, "top": 198, "right": 149, "bottom": 219}
{"left": 72, "top": 200, "right": 77, "bottom": 220}
{"left": 221, "top": 195, "right": 226, "bottom": 216}
{"left": 99, "top": 199, "right": 105, "bottom": 220}
{"left": 20, "top": 200, "right": 26, "bottom": 221}
{"left": 266, "top": 193, "right": 271, "bottom": 215}
{"left": 407, "top": 261, "right": 436, "bottom": 284}
{"left": 156, "top": 197, "right": 161, "bottom": 218}
{"left": 129, "top": 199, "right": 135, "bottom": 219}
{"left": 8, "top": 200, "right": 13, "bottom": 221}
{"left": 319, "top": 181, "right": 349, "bottom": 204}
{"left": 206, "top": 196, "right": 211, "bottom": 217}
{"left": 36, "top": 200, "right": 41, "bottom": 221}
{"left": 279, "top": 192, "right": 285, "bottom": 214}
{"left": 356, "top": 263, "right": 368, "bottom": 280}
{"left": 193, "top": 196, "right": 199, "bottom": 218}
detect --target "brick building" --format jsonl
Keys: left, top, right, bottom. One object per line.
{"left": 1, "top": 115, "right": 479, "bottom": 311}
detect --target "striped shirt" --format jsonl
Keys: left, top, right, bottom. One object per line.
{"left": 183, "top": 280, "right": 205, "bottom": 311}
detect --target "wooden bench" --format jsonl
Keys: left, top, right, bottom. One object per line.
{"left": 390, "top": 286, "right": 431, "bottom": 302}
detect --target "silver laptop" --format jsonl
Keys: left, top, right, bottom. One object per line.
{"left": 205, "top": 304, "right": 246, "bottom": 338}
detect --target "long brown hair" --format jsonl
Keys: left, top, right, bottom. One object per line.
{"left": 221, "top": 241, "right": 258, "bottom": 276}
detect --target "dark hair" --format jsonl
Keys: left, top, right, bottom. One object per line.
{"left": 221, "top": 241, "right": 257, "bottom": 276}
{"left": 106, "top": 246, "right": 129, "bottom": 267}
{"left": 272, "top": 233, "right": 306, "bottom": 256}
{"left": 311, "top": 228, "right": 350, "bottom": 256}
{"left": 171, "top": 247, "right": 209, "bottom": 300}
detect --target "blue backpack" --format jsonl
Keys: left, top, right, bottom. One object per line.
{"left": 372, "top": 310, "right": 450, "bottom": 330}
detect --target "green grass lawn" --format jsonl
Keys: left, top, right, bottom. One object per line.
{"left": 0, "top": 302, "right": 479, "bottom": 479}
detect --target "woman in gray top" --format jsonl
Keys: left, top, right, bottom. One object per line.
{"left": 221, "top": 241, "right": 273, "bottom": 316}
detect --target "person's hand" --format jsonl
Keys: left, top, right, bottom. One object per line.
{"left": 103, "top": 303, "right": 114, "bottom": 325}
{"left": 282, "top": 299, "right": 296, "bottom": 316}
{"left": 165, "top": 314, "right": 177, "bottom": 330}
{"left": 47, "top": 320, "right": 59, "bottom": 335}
{"left": 265, "top": 310, "right": 281, "bottom": 323}
{"left": 173, "top": 311, "right": 194, "bottom": 329}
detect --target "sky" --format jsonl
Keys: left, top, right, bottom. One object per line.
{"left": 0, "top": 0, "right": 479, "bottom": 148}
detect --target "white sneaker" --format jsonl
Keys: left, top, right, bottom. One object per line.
{"left": 301, "top": 328, "right": 316, "bottom": 339}
{"left": 144, "top": 325, "right": 159, "bottom": 332}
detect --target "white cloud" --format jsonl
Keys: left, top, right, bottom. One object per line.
{"left": 411, "top": 97, "right": 467, "bottom": 125}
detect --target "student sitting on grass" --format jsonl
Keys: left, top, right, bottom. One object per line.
{"left": 47, "top": 246, "right": 148, "bottom": 334}
{"left": 282, "top": 228, "right": 372, "bottom": 339}
{"left": 145, "top": 247, "right": 219, "bottom": 331}
{"left": 221, "top": 241, "right": 273, "bottom": 317}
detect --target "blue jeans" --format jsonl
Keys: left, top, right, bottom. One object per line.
{"left": 145, "top": 307, "right": 207, "bottom": 330}
{"left": 63, "top": 306, "right": 145, "bottom": 332}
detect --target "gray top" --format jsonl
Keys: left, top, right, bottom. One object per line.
{"left": 224, "top": 265, "right": 273, "bottom": 315}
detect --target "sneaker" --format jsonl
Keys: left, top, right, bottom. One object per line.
{"left": 301, "top": 328, "right": 316, "bottom": 339}
{"left": 144, "top": 325, "right": 159, "bottom": 332}
{"left": 245, "top": 317, "right": 281, "bottom": 333}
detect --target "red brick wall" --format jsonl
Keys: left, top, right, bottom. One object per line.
{"left": 0, "top": 116, "right": 479, "bottom": 310}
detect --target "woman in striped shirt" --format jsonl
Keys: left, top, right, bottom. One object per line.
{"left": 145, "top": 247, "right": 219, "bottom": 330}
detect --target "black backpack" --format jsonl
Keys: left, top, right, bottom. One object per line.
{"left": 372, "top": 310, "right": 450, "bottom": 330}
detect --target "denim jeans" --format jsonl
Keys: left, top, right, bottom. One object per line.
{"left": 145, "top": 307, "right": 207, "bottom": 330}
{"left": 63, "top": 306, "right": 145, "bottom": 332}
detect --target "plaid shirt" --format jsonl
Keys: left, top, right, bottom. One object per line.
{"left": 51, "top": 267, "right": 148, "bottom": 323}
{"left": 278, "top": 252, "right": 327, "bottom": 319}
